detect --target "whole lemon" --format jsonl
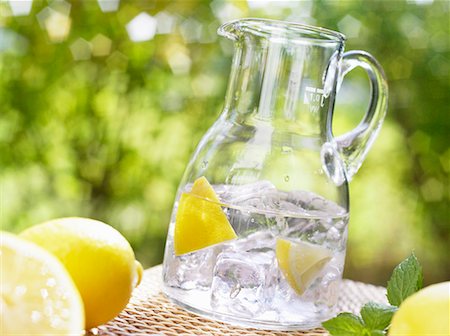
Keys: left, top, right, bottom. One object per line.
{"left": 20, "top": 217, "right": 143, "bottom": 329}
{"left": 389, "top": 281, "right": 450, "bottom": 335}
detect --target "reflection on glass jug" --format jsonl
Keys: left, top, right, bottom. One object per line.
{"left": 162, "top": 18, "right": 388, "bottom": 330}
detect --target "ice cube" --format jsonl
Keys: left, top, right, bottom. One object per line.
{"left": 218, "top": 181, "right": 346, "bottom": 220}
{"left": 326, "top": 226, "right": 341, "bottom": 241}
{"left": 286, "top": 190, "right": 346, "bottom": 216}
{"left": 224, "top": 203, "right": 285, "bottom": 237}
{"left": 230, "top": 231, "right": 276, "bottom": 251}
{"left": 211, "top": 250, "right": 276, "bottom": 318}
{"left": 301, "top": 253, "right": 344, "bottom": 308}
{"left": 220, "top": 180, "right": 277, "bottom": 205}
{"left": 313, "top": 268, "right": 341, "bottom": 311}
{"left": 271, "top": 267, "right": 317, "bottom": 323}
{"left": 163, "top": 242, "right": 219, "bottom": 290}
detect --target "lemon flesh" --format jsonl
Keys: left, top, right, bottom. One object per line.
{"left": 389, "top": 281, "right": 450, "bottom": 335}
{"left": 20, "top": 217, "right": 143, "bottom": 329}
{"left": 1, "top": 232, "right": 84, "bottom": 335}
{"left": 276, "top": 238, "right": 332, "bottom": 295}
{"left": 174, "top": 176, "right": 237, "bottom": 255}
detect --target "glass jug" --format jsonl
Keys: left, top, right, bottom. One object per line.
{"left": 162, "top": 18, "right": 387, "bottom": 330}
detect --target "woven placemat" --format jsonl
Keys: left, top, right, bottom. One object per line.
{"left": 88, "top": 265, "right": 387, "bottom": 336}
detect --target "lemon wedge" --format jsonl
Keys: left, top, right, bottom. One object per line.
{"left": 1, "top": 232, "right": 84, "bottom": 335}
{"left": 276, "top": 238, "right": 332, "bottom": 295}
{"left": 174, "top": 176, "right": 237, "bottom": 255}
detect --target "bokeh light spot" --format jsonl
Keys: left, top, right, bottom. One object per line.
{"left": 338, "top": 15, "right": 362, "bottom": 39}
{"left": 246, "top": 0, "right": 268, "bottom": 9}
{"left": 106, "top": 50, "right": 128, "bottom": 71}
{"left": 389, "top": 56, "right": 413, "bottom": 80}
{"left": 421, "top": 178, "right": 444, "bottom": 202}
{"left": 97, "top": 0, "right": 120, "bottom": 13}
{"left": 0, "top": 28, "right": 28, "bottom": 54}
{"left": 428, "top": 54, "right": 450, "bottom": 79}
{"left": 70, "top": 38, "right": 92, "bottom": 61}
{"left": 126, "top": 12, "right": 157, "bottom": 42}
{"left": 166, "top": 44, "right": 191, "bottom": 75}
{"left": 91, "top": 34, "right": 112, "bottom": 57}
{"left": 7, "top": 0, "right": 33, "bottom": 17}
{"left": 180, "top": 18, "right": 202, "bottom": 43}
{"left": 407, "top": 0, "right": 434, "bottom": 5}
{"left": 399, "top": 13, "right": 429, "bottom": 49}
{"left": 155, "top": 11, "right": 176, "bottom": 35}
{"left": 36, "top": 6, "right": 72, "bottom": 43}
{"left": 192, "top": 74, "right": 218, "bottom": 97}
{"left": 210, "top": 1, "right": 243, "bottom": 23}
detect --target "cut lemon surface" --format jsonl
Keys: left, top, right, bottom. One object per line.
{"left": 174, "top": 176, "right": 237, "bottom": 255}
{"left": 1, "top": 232, "right": 84, "bottom": 335}
{"left": 276, "top": 238, "right": 332, "bottom": 295}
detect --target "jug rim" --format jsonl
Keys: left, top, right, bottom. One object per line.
{"left": 218, "top": 18, "right": 346, "bottom": 45}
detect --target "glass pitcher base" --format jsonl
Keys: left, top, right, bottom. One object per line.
{"left": 163, "top": 285, "right": 335, "bottom": 331}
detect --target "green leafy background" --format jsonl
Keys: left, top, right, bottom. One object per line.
{"left": 1, "top": 0, "right": 448, "bottom": 285}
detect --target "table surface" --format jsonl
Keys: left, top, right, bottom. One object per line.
{"left": 88, "top": 265, "right": 387, "bottom": 336}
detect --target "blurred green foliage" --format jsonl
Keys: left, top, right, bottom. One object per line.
{"left": 1, "top": 0, "right": 448, "bottom": 285}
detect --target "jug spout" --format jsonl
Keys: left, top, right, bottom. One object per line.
{"left": 217, "top": 19, "right": 240, "bottom": 41}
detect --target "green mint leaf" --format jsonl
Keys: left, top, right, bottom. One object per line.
{"left": 322, "top": 312, "right": 367, "bottom": 336}
{"left": 370, "top": 330, "right": 386, "bottom": 336}
{"left": 386, "top": 253, "right": 423, "bottom": 306}
{"left": 361, "top": 302, "right": 397, "bottom": 330}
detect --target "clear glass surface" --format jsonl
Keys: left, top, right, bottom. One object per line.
{"left": 162, "top": 18, "right": 388, "bottom": 330}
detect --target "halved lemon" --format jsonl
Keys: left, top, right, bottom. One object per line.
{"left": 276, "top": 238, "right": 332, "bottom": 295}
{"left": 1, "top": 232, "right": 84, "bottom": 335}
{"left": 174, "top": 176, "right": 237, "bottom": 255}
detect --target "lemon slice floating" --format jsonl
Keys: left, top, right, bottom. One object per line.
{"left": 174, "top": 176, "right": 237, "bottom": 255}
{"left": 276, "top": 238, "right": 332, "bottom": 295}
{"left": 1, "top": 232, "right": 84, "bottom": 336}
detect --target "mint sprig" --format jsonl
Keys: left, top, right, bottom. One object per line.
{"left": 386, "top": 253, "right": 423, "bottom": 306}
{"left": 322, "top": 313, "right": 365, "bottom": 336}
{"left": 322, "top": 253, "right": 423, "bottom": 335}
{"left": 360, "top": 302, "right": 397, "bottom": 330}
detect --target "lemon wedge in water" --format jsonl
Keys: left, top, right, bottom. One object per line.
{"left": 276, "top": 238, "right": 332, "bottom": 295}
{"left": 1, "top": 232, "right": 84, "bottom": 335}
{"left": 174, "top": 176, "right": 237, "bottom": 255}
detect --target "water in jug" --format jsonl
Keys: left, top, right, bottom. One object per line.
{"left": 162, "top": 18, "right": 388, "bottom": 330}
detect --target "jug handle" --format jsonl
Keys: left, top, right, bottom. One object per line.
{"left": 334, "top": 50, "right": 388, "bottom": 181}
